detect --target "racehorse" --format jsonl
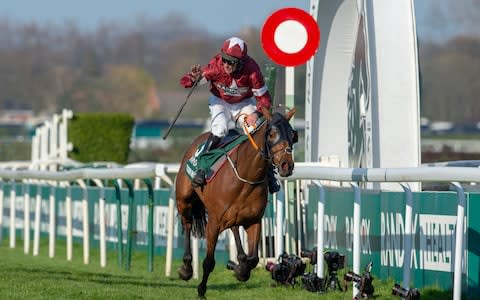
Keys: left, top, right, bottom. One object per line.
{"left": 175, "top": 106, "right": 297, "bottom": 298}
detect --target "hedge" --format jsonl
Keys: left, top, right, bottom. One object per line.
{"left": 68, "top": 112, "right": 134, "bottom": 164}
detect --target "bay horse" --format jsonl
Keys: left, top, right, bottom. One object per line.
{"left": 175, "top": 107, "right": 297, "bottom": 298}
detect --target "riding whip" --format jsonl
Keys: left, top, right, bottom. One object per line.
{"left": 162, "top": 77, "right": 201, "bottom": 140}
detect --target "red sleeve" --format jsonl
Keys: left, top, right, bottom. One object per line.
{"left": 202, "top": 55, "right": 222, "bottom": 81}
{"left": 180, "top": 55, "right": 221, "bottom": 88}
{"left": 255, "top": 91, "right": 272, "bottom": 113}
{"left": 248, "top": 61, "right": 272, "bottom": 112}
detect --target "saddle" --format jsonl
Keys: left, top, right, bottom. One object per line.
{"left": 185, "top": 130, "right": 248, "bottom": 183}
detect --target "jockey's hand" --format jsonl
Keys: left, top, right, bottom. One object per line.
{"left": 246, "top": 112, "right": 258, "bottom": 126}
{"left": 189, "top": 64, "right": 202, "bottom": 82}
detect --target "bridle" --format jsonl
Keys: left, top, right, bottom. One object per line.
{"left": 262, "top": 113, "right": 297, "bottom": 168}
{"left": 226, "top": 112, "right": 297, "bottom": 185}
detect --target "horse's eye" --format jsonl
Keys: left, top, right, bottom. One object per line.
{"left": 269, "top": 126, "right": 280, "bottom": 144}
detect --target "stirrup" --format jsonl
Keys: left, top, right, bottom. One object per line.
{"left": 192, "top": 169, "right": 206, "bottom": 187}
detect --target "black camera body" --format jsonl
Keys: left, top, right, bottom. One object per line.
{"left": 324, "top": 251, "right": 345, "bottom": 272}
{"left": 300, "top": 247, "right": 318, "bottom": 265}
{"left": 322, "top": 251, "right": 346, "bottom": 292}
{"left": 392, "top": 283, "right": 420, "bottom": 300}
{"left": 265, "top": 253, "right": 306, "bottom": 286}
{"left": 343, "top": 262, "right": 375, "bottom": 299}
{"left": 301, "top": 272, "right": 323, "bottom": 292}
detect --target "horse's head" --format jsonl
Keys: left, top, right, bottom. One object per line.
{"left": 262, "top": 107, "right": 298, "bottom": 177}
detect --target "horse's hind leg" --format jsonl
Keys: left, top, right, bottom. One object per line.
{"left": 197, "top": 222, "right": 220, "bottom": 298}
{"left": 176, "top": 193, "right": 194, "bottom": 281}
{"left": 178, "top": 216, "right": 193, "bottom": 280}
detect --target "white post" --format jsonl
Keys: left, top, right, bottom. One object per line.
{"left": 260, "top": 218, "right": 267, "bottom": 262}
{"left": 316, "top": 183, "right": 325, "bottom": 279}
{"left": 77, "top": 180, "right": 90, "bottom": 265}
{"left": 92, "top": 179, "right": 107, "bottom": 268}
{"left": 59, "top": 109, "right": 73, "bottom": 159}
{"left": 350, "top": 183, "right": 361, "bottom": 298}
{"left": 295, "top": 180, "right": 302, "bottom": 255}
{"left": 82, "top": 188, "right": 90, "bottom": 264}
{"left": 451, "top": 182, "right": 465, "bottom": 300}
{"left": 229, "top": 230, "right": 237, "bottom": 263}
{"left": 283, "top": 180, "right": 290, "bottom": 254}
{"left": 31, "top": 131, "right": 40, "bottom": 167}
{"left": 99, "top": 195, "right": 106, "bottom": 267}
{"left": 9, "top": 181, "right": 16, "bottom": 248}
{"left": 400, "top": 183, "right": 413, "bottom": 289}
{"left": 275, "top": 190, "right": 284, "bottom": 258}
{"left": 65, "top": 184, "right": 73, "bottom": 261}
{"left": 23, "top": 184, "right": 30, "bottom": 254}
{"left": 50, "top": 114, "right": 59, "bottom": 166}
{"left": 40, "top": 123, "right": 49, "bottom": 167}
{"left": 192, "top": 237, "right": 199, "bottom": 280}
{"left": 48, "top": 185, "right": 56, "bottom": 258}
{"left": 165, "top": 193, "right": 175, "bottom": 277}
{"left": 33, "top": 187, "right": 42, "bottom": 256}
{"left": 305, "top": 0, "right": 319, "bottom": 163}
{"left": 285, "top": 66, "right": 295, "bottom": 116}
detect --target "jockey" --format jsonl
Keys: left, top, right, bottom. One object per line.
{"left": 180, "top": 36, "right": 279, "bottom": 192}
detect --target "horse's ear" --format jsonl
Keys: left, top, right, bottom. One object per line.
{"left": 285, "top": 107, "right": 297, "bottom": 121}
{"left": 262, "top": 107, "right": 272, "bottom": 121}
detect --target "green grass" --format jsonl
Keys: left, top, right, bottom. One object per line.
{"left": 0, "top": 238, "right": 454, "bottom": 300}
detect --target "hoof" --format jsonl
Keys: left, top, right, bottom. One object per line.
{"left": 233, "top": 265, "right": 251, "bottom": 282}
{"left": 234, "top": 271, "right": 251, "bottom": 282}
{"left": 197, "top": 285, "right": 207, "bottom": 299}
{"left": 178, "top": 265, "right": 193, "bottom": 281}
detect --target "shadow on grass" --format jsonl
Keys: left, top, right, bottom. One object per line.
{"left": 421, "top": 289, "right": 452, "bottom": 300}
{"left": 3, "top": 264, "right": 266, "bottom": 292}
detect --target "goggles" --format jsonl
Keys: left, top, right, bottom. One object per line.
{"left": 222, "top": 57, "right": 239, "bottom": 66}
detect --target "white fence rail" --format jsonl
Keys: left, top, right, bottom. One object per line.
{"left": 0, "top": 162, "right": 477, "bottom": 299}
{"left": 31, "top": 109, "right": 73, "bottom": 170}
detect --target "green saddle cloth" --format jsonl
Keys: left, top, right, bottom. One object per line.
{"left": 185, "top": 135, "right": 248, "bottom": 182}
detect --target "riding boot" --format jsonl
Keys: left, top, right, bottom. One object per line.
{"left": 192, "top": 134, "right": 221, "bottom": 187}
{"left": 267, "top": 164, "right": 281, "bottom": 194}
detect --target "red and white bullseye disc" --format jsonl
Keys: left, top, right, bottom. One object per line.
{"left": 261, "top": 7, "right": 320, "bottom": 67}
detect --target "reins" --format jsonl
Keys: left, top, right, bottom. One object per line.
{"left": 225, "top": 116, "right": 292, "bottom": 185}
{"left": 224, "top": 118, "right": 270, "bottom": 185}
{"left": 226, "top": 155, "right": 265, "bottom": 185}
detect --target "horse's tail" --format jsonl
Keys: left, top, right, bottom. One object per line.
{"left": 191, "top": 199, "right": 207, "bottom": 238}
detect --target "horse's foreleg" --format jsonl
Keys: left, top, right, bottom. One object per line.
{"left": 245, "top": 222, "right": 261, "bottom": 270}
{"left": 230, "top": 222, "right": 261, "bottom": 282}
{"left": 197, "top": 222, "right": 219, "bottom": 298}
{"left": 229, "top": 226, "right": 251, "bottom": 282}
{"left": 231, "top": 226, "right": 247, "bottom": 262}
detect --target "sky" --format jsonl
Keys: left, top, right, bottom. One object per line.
{"left": 0, "top": 0, "right": 310, "bottom": 35}
{"left": 0, "top": 1, "right": 470, "bottom": 43}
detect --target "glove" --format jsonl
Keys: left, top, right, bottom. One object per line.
{"left": 189, "top": 64, "right": 202, "bottom": 82}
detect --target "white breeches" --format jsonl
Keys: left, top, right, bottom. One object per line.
{"left": 208, "top": 95, "right": 256, "bottom": 138}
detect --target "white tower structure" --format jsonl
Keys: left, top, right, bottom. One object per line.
{"left": 305, "top": 0, "right": 421, "bottom": 190}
